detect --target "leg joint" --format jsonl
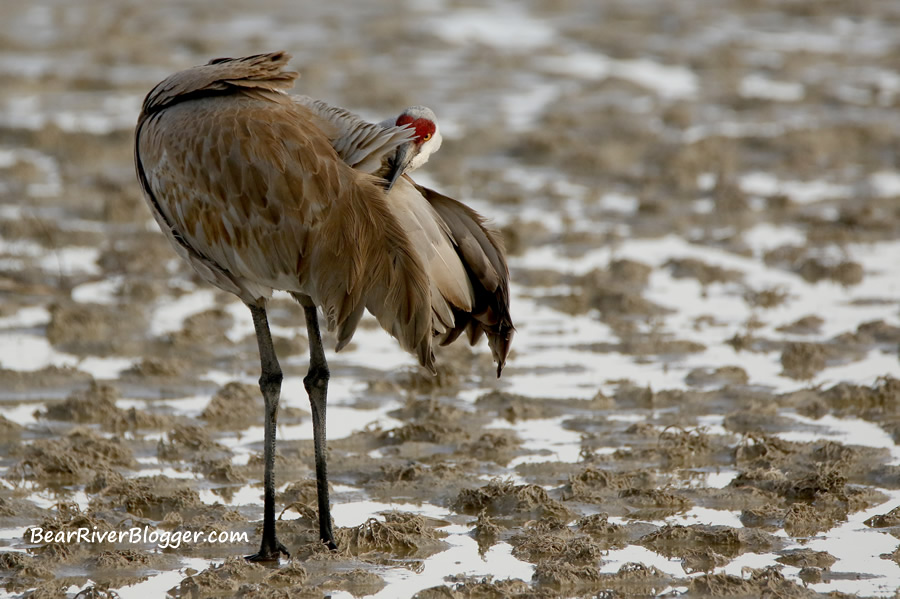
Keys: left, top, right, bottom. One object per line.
{"left": 259, "top": 370, "right": 283, "bottom": 396}
{"left": 303, "top": 365, "right": 330, "bottom": 393}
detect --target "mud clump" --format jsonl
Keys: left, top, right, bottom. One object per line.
{"left": 742, "top": 291, "right": 787, "bottom": 315}
{"left": 305, "top": 569, "right": 383, "bottom": 597}
{"left": 394, "top": 357, "right": 466, "bottom": 394}
{"left": 87, "top": 549, "right": 153, "bottom": 570}
{"left": 39, "top": 381, "right": 169, "bottom": 431}
{"left": 823, "top": 376, "right": 900, "bottom": 419}
{"left": 97, "top": 231, "right": 181, "bottom": 279}
{"left": 361, "top": 462, "right": 475, "bottom": 512}
{"left": 196, "top": 457, "right": 247, "bottom": 484}
{"left": 591, "top": 289, "right": 667, "bottom": 319}
{"left": 593, "top": 562, "right": 677, "bottom": 597}
{"left": 730, "top": 464, "right": 846, "bottom": 502}
{"left": 170, "top": 557, "right": 267, "bottom": 598}
{"left": 639, "top": 524, "right": 785, "bottom": 563}
{"left": 453, "top": 480, "right": 572, "bottom": 523}
{"left": 337, "top": 512, "right": 448, "bottom": 556}
{"left": 381, "top": 398, "right": 474, "bottom": 446}
{"left": 157, "top": 423, "right": 229, "bottom": 461}
{"left": 541, "top": 259, "right": 663, "bottom": 318}
{"left": 158, "top": 503, "right": 246, "bottom": 543}
{"left": 688, "top": 567, "right": 814, "bottom": 597}
{"left": 724, "top": 402, "right": 791, "bottom": 434}
{"left": 199, "top": 381, "right": 263, "bottom": 430}
{"left": 28, "top": 503, "right": 114, "bottom": 561}
{"left": 728, "top": 438, "right": 888, "bottom": 537}
{"left": 0, "top": 365, "right": 92, "bottom": 391}
{"left": 663, "top": 257, "right": 743, "bottom": 285}
{"left": 473, "top": 510, "right": 501, "bottom": 554}
{"left": 776, "top": 315, "right": 824, "bottom": 335}
{"left": 611, "top": 383, "right": 696, "bottom": 411}
{"left": 457, "top": 430, "right": 521, "bottom": 465}
{"left": 607, "top": 259, "right": 653, "bottom": 287}
{"left": 122, "top": 356, "right": 185, "bottom": 378}
{"left": 415, "top": 576, "right": 532, "bottom": 599}
{"left": 0, "top": 414, "right": 23, "bottom": 437}
{"left": 797, "top": 258, "right": 863, "bottom": 286}
{"left": 16, "top": 428, "right": 134, "bottom": 482}
{"left": 169, "top": 307, "right": 235, "bottom": 348}
{"left": 91, "top": 476, "right": 202, "bottom": 520}
{"left": 263, "top": 561, "right": 309, "bottom": 589}
{"left": 185, "top": 560, "right": 311, "bottom": 599}
{"left": 566, "top": 468, "right": 656, "bottom": 506}
{"left": 619, "top": 488, "right": 692, "bottom": 519}
{"left": 763, "top": 246, "right": 864, "bottom": 286}
{"left": 780, "top": 342, "right": 828, "bottom": 380}
{"left": 852, "top": 319, "right": 900, "bottom": 345}
{"left": 0, "top": 552, "right": 53, "bottom": 592}
{"left": 531, "top": 560, "right": 604, "bottom": 589}
{"left": 475, "top": 390, "right": 565, "bottom": 422}
{"left": 685, "top": 366, "right": 748, "bottom": 388}
{"left": 732, "top": 434, "right": 801, "bottom": 468}
{"left": 575, "top": 513, "right": 628, "bottom": 546}
{"left": 776, "top": 548, "right": 836, "bottom": 569}
{"left": 865, "top": 505, "right": 900, "bottom": 528}
{"left": 389, "top": 397, "right": 469, "bottom": 424}
{"left": 511, "top": 266, "right": 567, "bottom": 288}
{"left": 783, "top": 503, "right": 835, "bottom": 537}
{"left": 740, "top": 504, "right": 784, "bottom": 531}
{"left": 46, "top": 301, "right": 147, "bottom": 356}
{"left": 511, "top": 528, "right": 605, "bottom": 565}
{"left": 533, "top": 561, "right": 674, "bottom": 596}
{"left": 382, "top": 421, "right": 469, "bottom": 445}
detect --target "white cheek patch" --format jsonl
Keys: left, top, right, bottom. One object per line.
{"left": 409, "top": 133, "right": 443, "bottom": 172}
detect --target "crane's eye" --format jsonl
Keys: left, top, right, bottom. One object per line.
{"left": 422, "top": 132, "right": 432, "bottom": 142}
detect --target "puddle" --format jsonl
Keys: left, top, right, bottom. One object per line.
{"left": 2, "top": 0, "right": 900, "bottom": 597}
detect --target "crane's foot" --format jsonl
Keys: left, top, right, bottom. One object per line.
{"left": 319, "top": 522, "right": 338, "bottom": 551}
{"left": 245, "top": 537, "right": 290, "bottom": 563}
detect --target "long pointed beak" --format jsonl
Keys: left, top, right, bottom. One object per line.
{"left": 384, "top": 142, "right": 416, "bottom": 193}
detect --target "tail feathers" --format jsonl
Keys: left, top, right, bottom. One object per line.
{"left": 142, "top": 51, "right": 298, "bottom": 115}
{"left": 417, "top": 184, "right": 515, "bottom": 376}
{"left": 310, "top": 171, "right": 435, "bottom": 373}
{"left": 483, "top": 319, "right": 515, "bottom": 378}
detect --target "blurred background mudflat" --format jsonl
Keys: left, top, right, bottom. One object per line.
{"left": 2, "top": 1, "right": 900, "bottom": 597}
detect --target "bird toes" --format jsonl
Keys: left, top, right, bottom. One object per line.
{"left": 245, "top": 539, "right": 291, "bottom": 563}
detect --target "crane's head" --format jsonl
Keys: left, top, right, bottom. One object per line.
{"left": 384, "top": 106, "right": 442, "bottom": 191}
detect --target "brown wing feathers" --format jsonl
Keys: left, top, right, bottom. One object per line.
{"left": 142, "top": 52, "right": 299, "bottom": 115}
{"left": 415, "top": 183, "right": 515, "bottom": 376}
{"left": 309, "top": 170, "right": 435, "bottom": 372}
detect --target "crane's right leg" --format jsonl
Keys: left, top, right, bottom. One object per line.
{"left": 295, "top": 294, "right": 338, "bottom": 550}
{"left": 246, "top": 303, "right": 290, "bottom": 562}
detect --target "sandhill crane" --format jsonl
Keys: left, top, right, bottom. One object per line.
{"left": 134, "top": 52, "right": 514, "bottom": 561}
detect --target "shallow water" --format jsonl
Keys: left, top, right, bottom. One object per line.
{"left": 2, "top": 0, "right": 900, "bottom": 597}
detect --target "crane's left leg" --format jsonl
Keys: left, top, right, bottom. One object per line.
{"left": 246, "top": 303, "right": 291, "bottom": 562}
{"left": 295, "top": 294, "right": 338, "bottom": 550}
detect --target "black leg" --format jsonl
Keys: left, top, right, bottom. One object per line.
{"left": 296, "top": 294, "right": 337, "bottom": 549}
{"left": 246, "top": 303, "right": 290, "bottom": 562}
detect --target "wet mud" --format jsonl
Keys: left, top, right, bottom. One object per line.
{"left": 2, "top": 0, "right": 900, "bottom": 597}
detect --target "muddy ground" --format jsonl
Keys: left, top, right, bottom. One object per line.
{"left": 2, "top": 0, "right": 900, "bottom": 597}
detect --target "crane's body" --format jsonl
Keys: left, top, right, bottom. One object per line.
{"left": 135, "top": 51, "right": 513, "bottom": 560}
